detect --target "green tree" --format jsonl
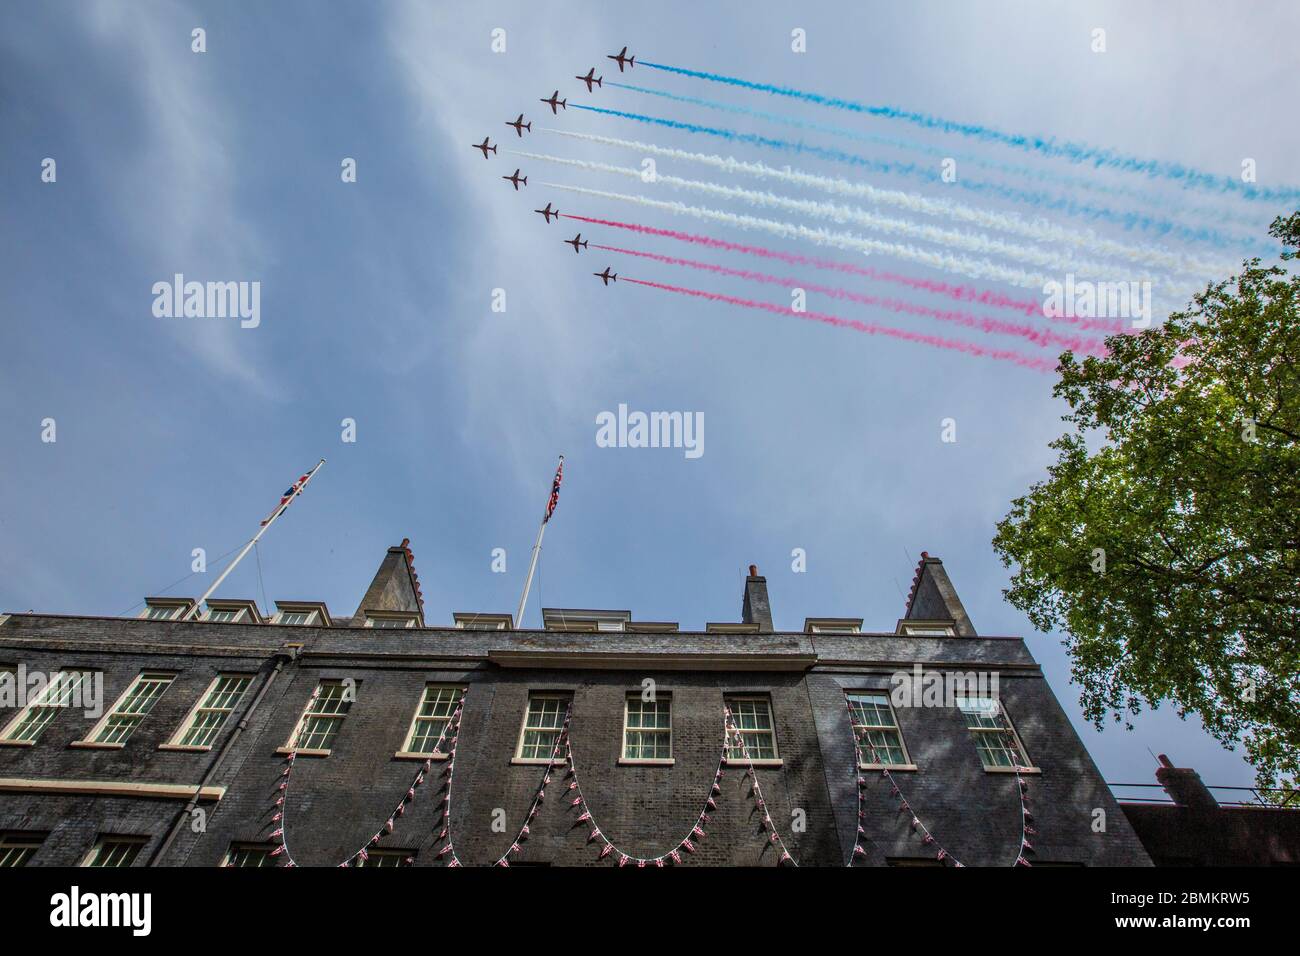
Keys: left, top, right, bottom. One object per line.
{"left": 994, "top": 213, "right": 1300, "bottom": 797}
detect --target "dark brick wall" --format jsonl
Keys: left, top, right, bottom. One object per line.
{"left": 0, "top": 613, "right": 1151, "bottom": 866}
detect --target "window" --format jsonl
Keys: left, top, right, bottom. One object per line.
{"left": 287, "top": 681, "right": 353, "bottom": 752}
{"left": 401, "top": 685, "right": 460, "bottom": 756}
{"left": 805, "top": 618, "right": 863, "bottom": 634}
{"left": 223, "top": 843, "right": 276, "bottom": 867}
{"left": 365, "top": 612, "right": 418, "bottom": 629}
{"left": 145, "top": 605, "right": 180, "bottom": 620}
{"left": 207, "top": 608, "right": 240, "bottom": 623}
{"left": 170, "top": 675, "right": 253, "bottom": 749}
{"left": 847, "top": 691, "right": 912, "bottom": 768}
{"left": 0, "top": 671, "right": 95, "bottom": 743}
{"left": 725, "top": 697, "right": 779, "bottom": 761}
{"left": 957, "top": 697, "right": 1032, "bottom": 770}
{"left": 356, "top": 849, "right": 412, "bottom": 867}
{"left": 370, "top": 618, "right": 411, "bottom": 629}
{"left": 82, "top": 836, "right": 146, "bottom": 867}
{"left": 1, "top": 664, "right": 17, "bottom": 707}
{"left": 276, "top": 611, "right": 314, "bottom": 626}
{"left": 0, "top": 832, "right": 45, "bottom": 867}
{"left": 453, "top": 613, "right": 511, "bottom": 630}
{"left": 904, "top": 625, "right": 955, "bottom": 637}
{"left": 86, "top": 673, "right": 174, "bottom": 744}
{"left": 514, "top": 694, "right": 569, "bottom": 761}
{"left": 140, "top": 598, "right": 193, "bottom": 621}
{"left": 622, "top": 696, "right": 672, "bottom": 760}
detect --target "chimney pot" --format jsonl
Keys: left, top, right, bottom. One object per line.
{"left": 748, "top": 564, "right": 758, "bottom": 577}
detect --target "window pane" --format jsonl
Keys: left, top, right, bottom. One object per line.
{"left": 88, "top": 839, "right": 143, "bottom": 867}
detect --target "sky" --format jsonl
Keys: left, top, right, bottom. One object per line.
{"left": 2, "top": 0, "right": 1296, "bottom": 793}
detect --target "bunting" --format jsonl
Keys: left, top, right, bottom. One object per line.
{"left": 269, "top": 686, "right": 466, "bottom": 868}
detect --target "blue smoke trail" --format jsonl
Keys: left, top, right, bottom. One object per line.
{"left": 606, "top": 81, "right": 1263, "bottom": 232}
{"left": 570, "top": 104, "right": 1271, "bottom": 253}
{"left": 639, "top": 61, "right": 1300, "bottom": 204}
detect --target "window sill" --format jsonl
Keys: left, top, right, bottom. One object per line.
{"left": 69, "top": 741, "right": 126, "bottom": 750}
{"left": 984, "top": 766, "right": 1041, "bottom": 775}
{"left": 157, "top": 743, "right": 213, "bottom": 753}
{"left": 0, "top": 740, "right": 36, "bottom": 748}
{"left": 275, "top": 747, "right": 331, "bottom": 757}
{"left": 723, "top": 758, "right": 783, "bottom": 768}
{"left": 394, "top": 751, "right": 450, "bottom": 761}
{"left": 510, "top": 757, "right": 567, "bottom": 766}
{"left": 860, "top": 763, "right": 919, "bottom": 772}
{"left": 617, "top": 758, "right": 675, "bottom": 767}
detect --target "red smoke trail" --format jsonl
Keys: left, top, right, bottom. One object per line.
{"left": 565, "top": 213, "right": 1128, "bottom": 334}
{"left": 596, "top": 244, "right": 1107, "bottom": 356}
{"left": 619, "top": 276, "right": 1059, "bottom": 372}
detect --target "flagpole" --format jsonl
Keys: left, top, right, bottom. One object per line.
{"left": 515, "top": 455, "right": 562, "bottom": 629}
{"left": 184, "top": 459, "right": 326, "bottom": 621}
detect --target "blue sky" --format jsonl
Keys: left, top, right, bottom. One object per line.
{"left": 2, "top": 0, "right": 1296, "bottom": 792}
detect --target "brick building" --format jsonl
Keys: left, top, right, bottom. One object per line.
{"left": 0, "top": 543, "right": 1151, "bottom": 867}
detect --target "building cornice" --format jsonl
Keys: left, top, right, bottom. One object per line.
{"left": 487, "top": 649, "right": 819, "bottom": 671}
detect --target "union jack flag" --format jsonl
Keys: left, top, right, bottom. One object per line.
{"left": 261, "top": 470, "right": 313, "bottom": 525}
{"left": 543, "top": 456, "right": 564, "bottom": 523}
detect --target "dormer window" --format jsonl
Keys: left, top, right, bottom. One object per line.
{"left": 705, "top": 623, "right": 760, "bottom": 634}
{"left": 365, "top": 611, "right": 419, "bottom": 629}
{"left": 805, "top": 618, "right": 863, "bottom": 634}
{"left": 272, "top": 602, "right": 331, "bottom": 627}
{"left": 453, "top": 613, "right": 512, "bottom": 631}
{"left": 140, "top": 598, "right": 195, "bottom": 621}
{"left": 897, "top": 619, "right": 957, "bottom": 637}
{"left": 202, "top": 600, "right": 262, "bottom": 624}
{"left": 542, "top": 609, "right": 629, "bottom": 632}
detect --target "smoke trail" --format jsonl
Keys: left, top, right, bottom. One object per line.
{"left": 543, "top": 180, "right": 1086, "bottom": 292}
{"left": 620, "top": 276, "right": 1059, "bottom": 372}
{"left": 566, "top": 105, "right": 1266, "bottom": 252}
{"left": 537, "top": 131, "right": 1240, "bottom": 274}
{"left": 638, "top": 61, "right": 1300, "bottom": 204}
{"left": 514, "top": 149, "right": 1201, "bottom": 292}
{"left": 605, "top": 80, "right": 1264, "bottom": 233}
{"left": 597, "top": 244, "right": 1107, "bottom": 355}
{"left": 565, "top": 212, "right": 1129, "bottom": 333}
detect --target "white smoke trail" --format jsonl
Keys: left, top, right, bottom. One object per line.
{"left": 538, "top": 181, "right": 1067, "bottom": 291}
{"left": 534, "top": 130, "right": 1233, "bottom": 279}
{"left": 522, "top": 152, "right": 1196, "bottom": 299}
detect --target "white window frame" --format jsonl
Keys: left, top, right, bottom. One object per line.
{"left": 904, "top": 625, "right": 955, "bottom": 636}
{"left": 847, "top": 690, "right": 916, "bottom": 770}
{"left": 273, "top": 610, "right": 317, "bottom": 626}
{"left": 724, "top": 695, "right": 781, "bottom": 765}
{"left": 355, "top": 848, "right": 413, "bottom": 867}
{"left": 78, "top": 672, "right": 175, "bottom": 746}
{"left": 364, "top": 611, "right": 419, "bottom": 629}
{"left": 957, "top": 697, "right": 1035, "bottom": 772}
{"left": 282, "top": 680, "right": 354, "bottom": 754}
{"left": 512, "top": 693, "right": 570, "bottom": 764}
{"left": 397, "top": 685, "right": 462, "bottom": 758}
{"left": 0, "top": 832, "right": 45, "bottom": 867}
{"left": 620, "top": 694, "right": 673, "bottom": 764}
{"left": 140, "top": 599, "right": 193, "bottom": 621}
{"left": 221, "top": 842, "right": 276, "bottom": 867}
{"left": 453, "top": 613, "right": 511, "bottom": 630}
{"left": 164, "top": 674, "right": 254, "bottom": 751}
{"left": 0, "top": 670, "right": 97, "bottom": 744}
{"left": 80, "top": 835, "right": 147, "bottom": 867}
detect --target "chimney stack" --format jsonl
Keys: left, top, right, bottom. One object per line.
{"left": 1155, "top": 754, "right": 1219, "bottom": 811}
{"left": 741, "top": 565, "right": 773, "bottom": 633}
